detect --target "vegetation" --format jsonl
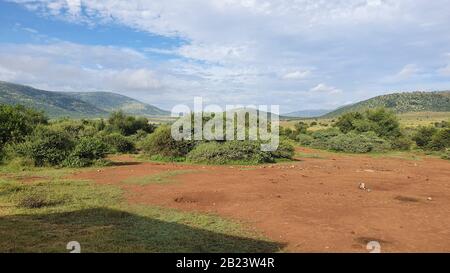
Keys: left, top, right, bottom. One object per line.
{"left": 0, "top": 81, "right": 168, "bottom": 118}
{"left": 287, "top": 107, "right": 448, "bottom": 156}
{"left": 140, "top": 125, "right": 196, "bottom": 158}
{"left": 323, "top": 91, "right": 450, "bottom": 117}
{"left": 0, "top": 105, "right": 158, "bottom": 168}
{"left": 186, "top": 141, "right": 274, "bottom": 164}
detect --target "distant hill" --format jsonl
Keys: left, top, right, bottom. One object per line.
{"left": 323, "top": 91, "right": 450, "bottom": 118}
{"left": 284, "top": 109, "right": 331, "bottom": 118}
{"left": 66, "top": 92, "right": 169, "bottom": 117}
{"left": 0, "top": 81, "right": 169, "bottom": 118}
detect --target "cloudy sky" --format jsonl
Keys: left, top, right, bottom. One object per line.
{"left": 1, "top": 0, "right": 450, "bottom": 113}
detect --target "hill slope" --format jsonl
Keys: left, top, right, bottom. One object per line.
{"left": 323, "top": 91, "right": 450, "bottom": 117}
{"left": 0, "top": 81, "right": 107, "bottom": 118}
{"left": 66, "top": 92, "right": 169, "bottom": 117}
{"left": 0, "top": 81, "right": 169, "bottom": 118}
{"left": 284, "top": 109, "right": 331, "bottom": 118}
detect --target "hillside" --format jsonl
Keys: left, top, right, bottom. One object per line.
{"left": 66, "top": 92, "right": 169, "bottom": 117}
{"left": 323, "top": 91, "right": 450, "bottom": 117}
{"left": 0, "top": 81, "right": 107, "bottom": 118}
{"left": 0, "top": 81, "right": 169, "bottom": 118}
{"left": 284, "top": 109, "right": 330, "bottom": 118}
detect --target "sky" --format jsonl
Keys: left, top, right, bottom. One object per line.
{"left": 1, "top": 0, "right": 450, "bottom": 113}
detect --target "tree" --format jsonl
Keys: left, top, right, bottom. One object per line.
{"left": 107, "top": 111, "right": 155, "bottom": 136}
{"left": 0, "top": 104, "right": 47, "bottom": 146}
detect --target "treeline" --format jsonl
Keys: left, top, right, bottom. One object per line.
{"left": 283, "top": 108, "right": 449, "bottom": 158}
{"left": 0, "top": 105, "right": 155, "bottom": 168}
{"left": 0, "top": 104, "right": 295, "bottom": 168}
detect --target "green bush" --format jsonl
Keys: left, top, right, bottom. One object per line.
{"left": 429, "top": 129, "right": 450, "bottom": 151}
{"left": 64, "top": 137, "right": 108, "bottom": 167}
{"left": 390, "top": 136, "right": 412, "bottom": 151}
{"left": 310, "top": 128, "right": 342, "bottom": 149}
{"left": 141, "top": 125, "right": 196, "bottom": 158}
{"left": 50, "top": 119, "right": 99, "bottom": 139}
{"left": 107, "top": 111, "right": 155, "bottom": 136}
{"left": 296, "top": 134, "right": 314, "bottom": 146}
{"left": 412, "top": 126, "right": 438, "bottom": 148}
{"left": 15, "top": 126, "right": 74, "bottom": 167}
{"left": 0, "top": 104, "right": 47, "bottom": 146}
{"left": 186, "top": 140, "right": 294, "bottom": 165}
{"left": 334, "top": 108, "right": 401, "bottom": 138}
{"left": 270, "top": 140, "right": 295, "bottom": 159}
{"left": 102, "top": 133, "right": 136, "bottom": 153}
{"left": 187, "top": 141, "right": 274, "bottom": 164}
{"left": 441, "top": 150, "right": 450, "bottom": 160}
{"left": 327, "top": 132, "right": 390, "bottom": 153}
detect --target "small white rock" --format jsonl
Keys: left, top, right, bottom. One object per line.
{"left": 359, "top": 183, "right": 366, "bottom": 190}
{"left": 427, "top": 197, "right": 433, "bottom": 201}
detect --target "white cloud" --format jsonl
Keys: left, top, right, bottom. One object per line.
{"left": 0, "top": 42, "right": 161, "bottom": 92}
{"left": 5, "top": 0, "right": 450, "bottom": 111}
{"left": 383, "top": 64, "right": 422, "bottom": 83}
{"left": 282, "top": 70, "right": 311, "bottom": 80}
{"left": 310, "top": 83, "right": 342, "bottom": 94}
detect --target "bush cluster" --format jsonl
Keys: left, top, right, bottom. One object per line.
{"left": 186, "top": 140, "right": 294, "bottom": 165}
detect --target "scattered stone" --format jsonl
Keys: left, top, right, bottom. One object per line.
{"left": 427, "top": 197, "right": 433, "bottom": 201}
{"left": 359, "top": 183, "right": 366, "bottom": 190}
{"left": 367, "top": 189, "right": 372, "bottom": 193}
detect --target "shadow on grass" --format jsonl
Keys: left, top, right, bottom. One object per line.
{"left": 0, "top": 208, "right": 284, "bottom": 253}
{"left": 110, "top": 161, "right": 142, "bottom": 167}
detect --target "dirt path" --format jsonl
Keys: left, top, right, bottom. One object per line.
{"left": 70, "top": 149, "right": 450, "bottom": 252}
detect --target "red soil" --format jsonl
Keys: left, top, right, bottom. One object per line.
{"left": 70, "top": 149, "right": 450, "bottom": 252}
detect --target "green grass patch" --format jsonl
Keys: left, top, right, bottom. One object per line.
{"left": 122, "top": 170, "right": 197, "bottom": 185}
{"left": 0, "top": 176, "right": 280, "bottom": 253}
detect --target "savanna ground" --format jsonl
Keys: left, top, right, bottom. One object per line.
{"left": 1, "top": 145, "right": 449, "bottom": 253}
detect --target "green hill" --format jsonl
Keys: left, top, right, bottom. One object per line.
{"left": 66, "top": 92, "right": 169, "bottom": 117}
{"left": 0, "top": 81, "right": 169, "bottom": 118}
{"left": 0, "top": 81, "right": 107, "bottom": 118}
{"left": 323, "top": 91, "right": 450, "bottom": 118}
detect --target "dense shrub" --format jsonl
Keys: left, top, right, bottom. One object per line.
{"left": 270, "top": 140, "right": 295, "bottom": 159}
{"left": 390, "top": 136, "right": 412, "bottom": 151}
{"left": 294, "top": 122, "right": 309, "bottom": 134}
{"left": 50, "top": 119, "right": 99, "bottom": 139}
{"left": 66, "top": 137, "right": 108, "bottom": 165}
{"left": 15, "top": 126, "right": 74, "bottom": 167}
{"left": 334, "top": 108, "right": 401, "bottom": 138}
{"left": 107, "top": 111, "right": 155, "bottom": 136}
{"left": 412, "top": 126, "right": 438, "bottom": 148}
{"left": 429, "top": 129, "right": 450, "bottom": 151}
{"left": 102, "top": 133, "right": 136, "bottom": 153}
{"left": 327, "top": 132, "right": 390, "bottom": 153}
{"left": 186, "top": 140, "right": 294, "bottom": 164}
{"left": 141, "top": 125, "right": 196, "bottom": 157}
{"left": 0, "top": 104, "right": 47, "bottom": 146}
{"left": 441, "top": 150, "right": 450, "bottom": 160}
{"left": 296, "top": 134, "right": 314, "bottom": 146}
{"left": 309, "top": 128, "right": 342, "bottom": 149}
{"left": 186, "top": 141, "right": 273, "bottom": 164}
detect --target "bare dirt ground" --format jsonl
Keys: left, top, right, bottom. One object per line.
{"left": 71, "top": 148, "right": 450, "bottom": 253}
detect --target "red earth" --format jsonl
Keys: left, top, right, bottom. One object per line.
{"left": 70, "top": 148, "right": 450, "bottom": 252}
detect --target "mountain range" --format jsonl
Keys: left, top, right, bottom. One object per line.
{"left": 0, "top": 81, "right": 169, "bottom": 118}
{"left": 1, "top": 81, "right": 449, "bottom": 119}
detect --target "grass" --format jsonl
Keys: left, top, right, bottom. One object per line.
{"left": 0, "top": 174, "right": 281, "bottom": 253}
{"left": 121, "top": 170, "right": 198, "bottom": 185}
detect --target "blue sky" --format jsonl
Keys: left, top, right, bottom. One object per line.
{"left": 1, "top": 0, "right": 450, "bottom": 113}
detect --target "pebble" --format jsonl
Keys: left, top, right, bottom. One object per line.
{"left": 427, "top": 197, "right": 433, "bottom": 201}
